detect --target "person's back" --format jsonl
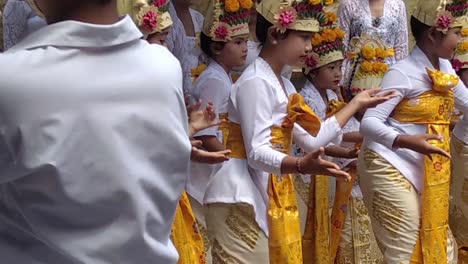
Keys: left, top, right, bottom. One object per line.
{"left": 0, "top": 1, "right": 191, "bottom": 263}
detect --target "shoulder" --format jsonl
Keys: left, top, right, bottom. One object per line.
{"left": 339, "top": 0, "right": 357, "bottom": 10}
{"left": 190, "top": 9, "right": 204, "bottom": 25}
{"left": 139, "top": 42, "right": 180, "bottom": 67}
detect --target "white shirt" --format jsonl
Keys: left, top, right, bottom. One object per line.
{"left": 361, "top": 46, "right": 468, "bottom": 192}
{"left": 167, "top": 3, "right": 205, "bottom": 93}
{"left": 188, "top": 60, "right": 232, "bottom": 204}
{"left": 185, "top": 9, "right": 205, "bottom": 73}
{"left": 0, "top": 16, "right": 191, "bottom": 264}
{"left": 2, "top": 0, "right": 47, "bottom": 50}
{"left": 204, "top": 58, "right": 342, "bottom": 235}
{"left": 299, "top": 80, "right": 363, "bottom": 198}
{"left": 167, "top": 1, "right": 192, "bottom": 93}
{"left": 453, "top": 110, "right": 468, "bottom": 144}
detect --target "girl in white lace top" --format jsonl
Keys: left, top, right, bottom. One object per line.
{"left": 167, "top": 0, "right": 206, "bottom": 92}
{"left": 3, "top": 0, "right": 46, "bottom": 50}
{"left": 338, "top": 0, "right": 409, "bottom": 97}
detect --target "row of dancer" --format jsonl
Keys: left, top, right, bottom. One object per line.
{"left": 0, "top": 0, "right": 467, "bottom": 263}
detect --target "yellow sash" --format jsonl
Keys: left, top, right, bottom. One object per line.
{"left": 218, "top": 113, "right": 230, "bottom": 147}
{"left": 303, "top": 99, "right": 354, "bottom": 264}
{"left": 392, "top": 68, "right": 457, "bottom": 263}
{"left": 269, "top": 94, "right": 321, "bottom": 264}
{"left": 224, "top": 93, "right": 321, "bottom": 263}
{"left": 171, "top": 192, "right": 206, "bottom": 264}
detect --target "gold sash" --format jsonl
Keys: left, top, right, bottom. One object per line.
{"left": 269, "top": 94, "right": 321, "bottom": 264}
{"left": 224, "top": 93, "right": 321, "bottom": 263}
{"left": 218, "top": 113, "right": 230, "bottom": 147}
{"left": 303, "top": 98, "right": 354, "bottom": 264}
{"left": 391, "top": 70, "right": 456, "bottom": 263}
{"left": 171, "top": 192, "right": 206, "bottom": 264}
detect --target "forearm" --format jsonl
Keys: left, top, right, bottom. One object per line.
{"left": 195, "top": 135, "right": 225, "bottom": 152}
{"left": 342, "top": 132, "right": 363, "bottom": 144}
{"left": 333, "top": 100, "right": 361, "bottom": 128}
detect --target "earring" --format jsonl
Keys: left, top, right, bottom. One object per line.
{"left": 272, "top": 40, "right": 278, "bottom": 45}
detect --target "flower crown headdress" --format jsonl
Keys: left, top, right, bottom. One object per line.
{"left": 202, "top": 0, "right": 252, "bottom": 42}
{"left": 452, "top": 22, "right": 468, "bottom": 71}
{"left": 413, "top": 0, "right": 467, "bottom": 33}
{"left": 257, "top": 0, "right": 328, "bottom": 34}
{"left": 117, "top": 0, "right": 173, "bottom": 37}
{"left": 303, "top": 0, "right": 345, "bottom": 73}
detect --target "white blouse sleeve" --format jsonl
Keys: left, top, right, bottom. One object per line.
{"left": 454, "top": 81, "right": 468, "bottom": 114}
{"left": 167, "top": 2, "right": 192, "bottom": 93}
{"left": 338, "top": 1, "right": 352, "bottom": 53}
{"left": 293, "top": 117, "right": 342, "bottom": 153}
{"left": 393, "top": 0, "right": 409, "bottom": 61}
{"left": 360, "top": 69, "right": 409, "bottom": 148}
{"left": 194, "top": 78, "right": 226, "bottom": 137}
{"left": 3, "top": 0, "right": 30, "bottom": 50}
{"left": 235, "top": 78, "right": 288, "bottom": 175}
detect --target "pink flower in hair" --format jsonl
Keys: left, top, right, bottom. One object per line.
{"left": 435, "top": 11, "right": 454, "bottom": 33}
{"left": 274, "top": 7, "right": 297, "bottom": 33}
{"left": 304, "top": 52, "right": 320, "bottom": 72}
{"left": 142, "top": 10, "right": 158, "bottom": 31}
{"left": 452, "top": 58, "right": 463, "bottom": 72}
{"left": 152, "top": 0, "right": 168, "bottom": 8}
{"left": 214, "top": 24, "right": 229, "bottom": 41}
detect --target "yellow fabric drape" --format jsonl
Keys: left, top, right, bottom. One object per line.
{"left": 269, "top": 93, "right": 321, "bottom": 264}
{"left": 224, "top": 93, "right": 321, "bottom": 263}
{"left": 392, "top": 68, "right": 456, "bottom": 263}
{"left": 218, "top": 113, "right": 230, "bottom": 147}
{"left": 171, "top": 192, "right": 206, "bottom": 264}
{"left": 330, "top": 168, "right": 358, "bottom": 262}
{"left": 303, "top": 97, "right": 350, "bottom": 264}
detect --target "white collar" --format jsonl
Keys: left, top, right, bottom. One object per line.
{"left": 7, "top": 15, "right": 142, "bottom": 52}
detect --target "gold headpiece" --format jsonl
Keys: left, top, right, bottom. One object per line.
{"left": 304, "top": 0, "right": 344, "bottom": 72}
{"left": 257, "top": 0, "right": 327, "bottom": 33}
{"left": 117, "top": 0, "right": 173, "bottom": 37}
{"left": 202, "top": 0, "right": 252, "bottom": 42}
{"left": 413, "top": 0, "right": 468, "bottom": 33}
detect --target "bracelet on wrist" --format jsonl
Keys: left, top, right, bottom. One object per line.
{"left": 296, "top": 158, "right": 305, "bottom": 174}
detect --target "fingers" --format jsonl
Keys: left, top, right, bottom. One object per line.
{"left": 319, "top": 158, "right": 341, "bottom": 171}
{"left": 377, "top": 90, "right": 398, "bottom": 98}
{"left": 424, "top": 134, "right": 443, "bottom": 141}
{"left": 428, "top": 146, "right": 451, "bottom": 159}
{"left": 309, "top": 147, "right": 325, "bottom": 159}
{"left": 326, "top": 168, "right": 351, "bottom": 181}
{"left": 365, "top": 88, "right": 380, "bottom": 96}
{"left": 190, "top": 139, "right": 203, "bottom": 148}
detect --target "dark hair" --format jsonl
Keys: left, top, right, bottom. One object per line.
{"left": 200, "top": 32, "right": 226, "bottom": 58}
{"left": 410, "top": 16, "right": 430, "bottom": 43}
{"left": 256, "top": 13, "right": 289, "bottom": 45}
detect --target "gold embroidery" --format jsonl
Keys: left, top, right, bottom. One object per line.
{"left": 449, "top": 205, "right": 468, "bottom": 247}
{"left": 362, "top": 149, "right": 412, "bottom": 192}
{"left": 225, "top": 205, "right": 260, "bottom": 250}
{"left": 196, "top": 220, "right": 211, "bottom": 254}
{"left": 293, "top": 174, "right": 310, "bottom": 204}
{"left": 212, "top": 239, "right": 238, "bottom": 264}
{"left": 372, "top": 192, "right": 404, "bottom": 238}
{"left": 463, "top": 179, "right": 468, "bottom": 205}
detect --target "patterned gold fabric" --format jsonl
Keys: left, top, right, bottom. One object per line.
{"left": 269, "top": 93, "right": 321, "bottom": 264}
{"left": 450, "top": 135, "right": 468, "bottom": 251}
{"left": 330, "top": 168, "right": 358, "bottom": 262}
{"left": 302, "top": 175, "right": 330, "bottom": 264}
{"left": 205, "top": 203, "right": 269, "bottom": 263}
{"left": 390, "top": 77, "right": 455, "bottom": 263}
{"left": 223, "top": 93, "right": 321, "bottom": 263}
{"left": 303, "top": 97, "right": 352, "bottom": 264}
{"left": 358, "top": 148, "right": 458, "bottom": 263}
{"left": 171, "top": 192, "right": 206, "bottom": 264}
